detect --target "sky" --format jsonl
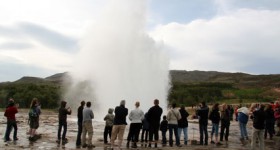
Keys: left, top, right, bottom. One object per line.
{"left": 1, "top": 0, "right": 280, "bottom": 82}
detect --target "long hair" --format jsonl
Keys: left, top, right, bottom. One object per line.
{"left": 30, "top": 98, "right": 38, "bottom": 108}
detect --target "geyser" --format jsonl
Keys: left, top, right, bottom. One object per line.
{"left": 65, "top": 0, "right": 170, "bottom": 119}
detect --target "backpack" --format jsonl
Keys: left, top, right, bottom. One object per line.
{"left": 29, "top": 108, "right": 38, "bottom": 118}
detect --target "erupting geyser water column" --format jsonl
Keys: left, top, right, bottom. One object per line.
{"left": 65, "top": 0, "right": 170, "bottom": 118}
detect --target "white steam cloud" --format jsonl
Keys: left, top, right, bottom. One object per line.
{"left": 65, "top": 0, "right": 170, "bottom": 119}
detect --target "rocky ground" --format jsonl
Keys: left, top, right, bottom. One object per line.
{"left": 0, "top": 109, "right": 279, "bottom": 150}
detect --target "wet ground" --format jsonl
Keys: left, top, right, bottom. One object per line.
{"left": 1, "top": 109, "right": 279, "bottom": 150}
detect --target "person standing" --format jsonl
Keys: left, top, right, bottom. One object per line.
{"left": 141, "top": 112, "right": 149, "bottom": 146}
{"left": 76, "top": 101, "right": 85, "bottom": 148}
{"left": 147, "top": 99, "right": 163, "bottom": 148}
{"left": 81, "top": 101, "right": 95, "bottom": 148}
{"left": 264, "top": 104, "right": 275, "bottom": 140}
{"left": 178, "top": 105, "right": 189, "bottom": 145}
{"left": 57, "top": 101, "right": 72, "bottom": 145}
{"left": 209, "top": 103, "right": 222, "bottom": 146}
{"left": 28, "top": 98, "right": 41, "bottom": 141}
{"left": 160, "top": 115, "right": 168, "bottom": 146}
{"left": 167, "top": 102, "right": 182, "bottom": 147}
{"left": 275, "top": 105, "right": 280, "bottom": 136}
{"left": 237, "top": 106, "right": 249, "bottom": 145}
{"left": 110, "top": 100, "right": 128, "bottom": 149}
{"left": 4, "top": 98, "right": 18, "bottom": 142}
{"left": 220, "top": 104, "right": 231, "bottom": 144}
{"left": 104, "top": 108, "right": 115, "bottom": 144}
{"left": 251, "top": 104, "right": 266, "bottom": 150}
{"left": 126, "top": 101, "right": 144, "bottom": 148}
{"left": 196, "top": 101, "right": 209, "bottom": 146}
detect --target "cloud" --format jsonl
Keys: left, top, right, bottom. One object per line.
{"left": 149, "top": 8, "right": 280, "bottom": 74}
{"left": 18, "top": 22, "right": 78, "bottom": 52}
{"left": 0, "top": 42, "right": 33, "bottom": 50}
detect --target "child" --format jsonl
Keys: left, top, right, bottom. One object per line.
{"left": 160, "top": 115, "right": 168, "bottom": 146}
{"left": 57, "top": 101, "right": 72, "bottom": 144}
{"left": 141, "top": 113, "right": 149, "bottom": 146}
{"left": 104, "top": 108, "right": 115, "bottom": 144}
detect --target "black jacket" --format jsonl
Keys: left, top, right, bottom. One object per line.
{"left": 221, "top": 108, "right": 230, "bottom": 126}
{"left": 253, "top": 108, "right": 266, "bottom": 130}
{"left": 147, "top": 105, "right": 163, "bottom": 126}
{"left": 197, "top": 106, "right": 209, "bottom": 125}
{"left": 114, "top": 105, "right": 128, "bottom": 125}
{"left": 77, "top": 105, "right": 84, "bottom": 123}
{"left": 178, "top": 108, "right": 189, "bottom": 128}
{"left": 209, "top": 108, "right": 220, "bottom": 124}
{"left": 160, "top": 120, "right": 168, "bottom": 132}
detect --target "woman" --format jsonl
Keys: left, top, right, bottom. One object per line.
{"left": 209, "top": 103, "right": 222, "bottom": 146}
{"left": 220, "top": 104, "right": 230, "bottom": 144}
{"left": 177, "top": 105, "right": 189, "bottom": 145}
{"left": 264, "top": 104, "right": 275, "bottom": 140}
{"left": 28, "top": 98, "right": 41, "bottom": 141}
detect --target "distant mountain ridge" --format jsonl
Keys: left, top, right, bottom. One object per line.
{"left": 6, "top": 70, "right": 280, "bottom": 88}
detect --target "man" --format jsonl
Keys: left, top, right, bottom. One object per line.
{"left": 251, "top": 104, "right": 266, "bottom": 150}
{"left": 4, "top": 98, "right": 18, "bottom": 142}
{"left": 57, "top": 101, "right": 72, "bottom": 145}
{"left": 196, "top": 101, "right": 209, "bottom": 145}
{"left": 111, "top": 100, "right": 128, "bottom": 149}
{"left": 76, "top": 101, "right": 85, "bottom": 148}
{"left": 81, "top": 101, "right": 95, "bottom": 148}
{"left": 147, "top": 99, "right": 163, "bottom": 148}
{"left": 126, "top": 101, "right": 144, "bottom": 148}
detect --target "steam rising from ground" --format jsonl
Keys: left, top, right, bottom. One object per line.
{"left": 65, "top": 0, "right": 170, "bottom": 118}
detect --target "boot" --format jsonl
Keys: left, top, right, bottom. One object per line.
{"left": 126, "top": 141, "right": 130, "bottom": 148}
{"left": 131, "top": 142, "right": 137, "bottom": 148}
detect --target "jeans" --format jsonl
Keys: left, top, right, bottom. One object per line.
{"left": 178, "top": 127, "right": 188, "bottom": 144}
{"left": 239, "top": 122, "right": 248, "bottom": 139}
{"left": 149, "top": 123, "right": 160, "bottom": 142}
{"left": 5, "top": 120, "right": 17, "bottom": 141}
{"left": 199, "top": 123, "right": 208, "bottom": 145}
{"left": 141, "top": 129, "right": 149, "bottom": 142}
{"left": 168, "top": 124, "right": 180, "bottom": 146}
{"left": 104, "top": 126, "right": 112, "bottom": 143}
{"left": 161, "top": 131, "right": 167, "bottom": 144}
{"left": 76, "top": 122, "right": 82, "bottom": 146}
{"left": 211, "top": 123, "right": 219, "bottom": 137}
{"left": 251, "top": 128, "right": 264, "bottom": 150}
{"left": 127, "top": 123, "right": 142, "bottom": 142}
{"left": 58, "top": 121, "right": 67, "bottom": 140}
{"left": 220, "top": 123, "right": 229, "bottom": 141}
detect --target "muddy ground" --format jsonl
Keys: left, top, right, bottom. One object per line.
{"left": 0, "top": 109, "right": 279, "bottom": 150}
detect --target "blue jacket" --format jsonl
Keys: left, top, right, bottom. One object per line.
{"left": 238, "top": 112, "right": 248, "bottom": 124}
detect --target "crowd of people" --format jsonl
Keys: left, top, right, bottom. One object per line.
{"left": 3, "top": 97, "right": 280, "bottom": 150}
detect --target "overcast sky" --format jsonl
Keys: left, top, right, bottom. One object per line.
{"left": 1, "top": 0, "right": 280, "bottom": 82}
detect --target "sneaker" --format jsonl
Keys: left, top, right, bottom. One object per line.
{"left": 82, "top": 144, "right": 88, "bottom": 148}
{"left": 29, "top": 136, "right": 35, "bottom": 141}
{"left": 4, "top": 138, "right": 11, "bottom": 142}
{"left": 216, "top": 142, "right": 223, "bottom": 146}
{"left": 62, "top": 139, "right": 68, "bottom": 145}
{"left": 14, "top": 137, "right": 19, "bottom": 141}
{"left": 56, "top": 139, "right": 60, "bottom": 144}
{"left": 210, "top": 141, "right": 215, "bottom": 144}
{"left": 87, "top": 144, "right": 95, "bottom": 148}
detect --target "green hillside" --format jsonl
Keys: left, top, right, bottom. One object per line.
{"left": 1, "top": 70, "right": 280, "bottom": 108}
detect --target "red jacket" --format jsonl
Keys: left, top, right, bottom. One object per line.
{"left": 4, "top": 106, "right": 18, "bottom": 121}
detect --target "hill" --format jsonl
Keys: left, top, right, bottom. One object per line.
{"left": 1, "top": 70, "right": 280, "bottom": 108}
